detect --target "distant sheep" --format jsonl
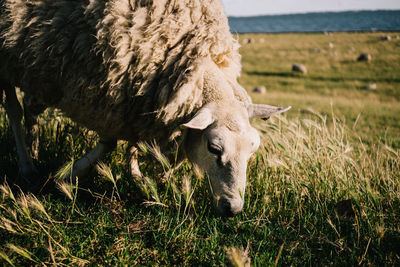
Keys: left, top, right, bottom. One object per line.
{"left": 357, "top": 53, "right": 372, "bottom": 62}
{"left": 252, "top": 86, "right": 267, "bottom": 94}
{"left": 292, "top": 63, "right": 307, "bottom": 74}
{"left": 0, "top": 0, "right": 290, "bottom": 216}
{"left": 380, "top": 35, "right": 391, "bottom": 41}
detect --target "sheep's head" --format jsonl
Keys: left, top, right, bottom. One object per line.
{"left": 183, "top": 101, "right": 290, "bottom": 217}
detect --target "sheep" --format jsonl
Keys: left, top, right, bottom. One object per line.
{"left": 0, "top": 0, "right": 290, "bottom": 216}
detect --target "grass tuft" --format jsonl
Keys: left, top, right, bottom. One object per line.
{"left": 6, "top": 244, "right": 38, "bottom": 264}
{"left": 225, "top": 246, "right": 251, "bottom": 267}
{"left": 0, "top": 251, "right": 15, "bottom": 266}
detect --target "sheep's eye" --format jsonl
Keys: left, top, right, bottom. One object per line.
{"left": 207, "top": 142, "right": 222, "bottom": 156}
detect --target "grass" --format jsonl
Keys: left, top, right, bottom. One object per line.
{"left": 239, "top": 32, "right": 400, "bottom": 148}
{"left": 1, "top": 32, "right": 400, "bottom": 265}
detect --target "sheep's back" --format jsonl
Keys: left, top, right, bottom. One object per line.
{"left": 0, "top": 0, "right": 241, "bottom": 145}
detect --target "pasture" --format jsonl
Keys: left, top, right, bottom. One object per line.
{"left": 1, "top": 32, "right": 399, "bottom": 265}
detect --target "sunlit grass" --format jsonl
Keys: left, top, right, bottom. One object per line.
{"left": 238, "top": 32, "right": 400, "bottom": 148}
{"left": 1, "top": 110, "right": 399, "bottom": 265}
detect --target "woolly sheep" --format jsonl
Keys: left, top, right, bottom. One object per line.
{"left": 0, "top": 0, "right": 290, "bottom": 216}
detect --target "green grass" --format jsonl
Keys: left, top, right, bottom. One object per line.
{"left": 239, "top": 32, "right": 400, "bottom": 148}
{"left": 1, "top": 32, "right": 400, "bottom": 265}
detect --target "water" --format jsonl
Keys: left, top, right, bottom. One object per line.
{"left": 228, "top": 10, "right": 400, "bottom": 33}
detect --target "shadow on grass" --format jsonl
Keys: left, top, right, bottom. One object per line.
{"left": 246, "top": 70, "right": 400, "bottom": 83}
{"left": 309, "top": 76, "right": 400, "bottom": 83}
{"left": 245, "top": 71, "right": 296, "bottom": 78}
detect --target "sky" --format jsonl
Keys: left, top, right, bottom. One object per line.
{"left": 221, "top": 0, "right": 400, "bottom": 17}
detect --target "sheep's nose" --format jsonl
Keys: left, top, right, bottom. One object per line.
{"left": 217, "top": 198, "right": 243, "bottom": 217}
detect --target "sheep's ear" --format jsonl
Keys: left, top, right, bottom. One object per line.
{"left": 246, "top": 103, "right": 291, "bottom": 120}
{"left": 182, "top": 107, "right": 214, "bottom": 130}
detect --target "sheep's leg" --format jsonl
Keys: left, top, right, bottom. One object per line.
{"left": 2, "top": 82, "right": 38, "bottom": 184}
{"left": 128, "top": 145, "right": 142, "bottom": 178}
{"left": 23, "top": 95, "right": 46, "bottom": 160}
{"left": 67, "top": 138, "right": 117, "bottom": 182}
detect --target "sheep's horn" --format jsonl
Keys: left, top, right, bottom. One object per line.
{"left": 246, "top": 103, "right": 291, "bottom": 120}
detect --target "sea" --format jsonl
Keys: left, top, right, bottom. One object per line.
{"left": 228, "top": 10, "right": 400, "bottom": 33}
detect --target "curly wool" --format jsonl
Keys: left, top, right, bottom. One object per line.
{"left": 96, "top": 0, "right": 242, "bottom": 121}
{"left": 0, "top": 0, "right": 244, "bottom": 147}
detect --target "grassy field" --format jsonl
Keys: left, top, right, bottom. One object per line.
{"left": 1, "top": 32, "right": 399, "bottom": 265}
{"left": 239, "top": 32, "right": 400, "bottom": 149}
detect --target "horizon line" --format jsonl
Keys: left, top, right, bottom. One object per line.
{"left": 227, "top": 8, "right": 400, "bottom": 18}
